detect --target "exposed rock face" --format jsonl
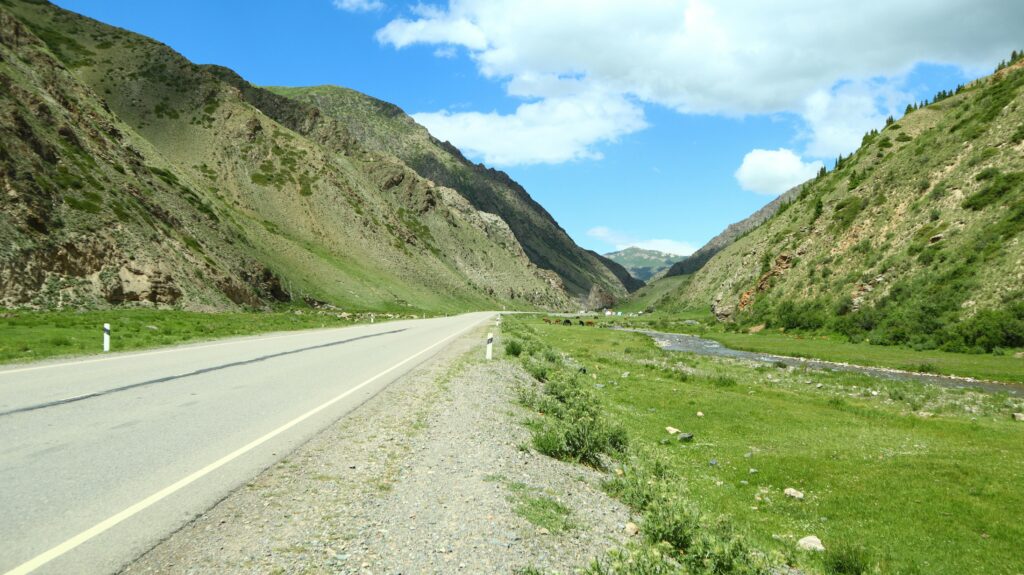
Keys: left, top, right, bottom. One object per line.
{"left": 712, "top": 293, "right": 734, "bottom": 322}
{"left": 738, "top": 253, "right": 794, "bottom": 311}
{"left": 106, "top": 264, "right": 181, "bottom": 305}
{"left": 586, "top": 284, "right": 616, "bottom": 310}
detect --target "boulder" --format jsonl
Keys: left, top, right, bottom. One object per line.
{"left": 1013, "top": 413, "right": 1024, "bottom": 422}
{"left": 798, "top": 535, "right": 825, "bottom": 552}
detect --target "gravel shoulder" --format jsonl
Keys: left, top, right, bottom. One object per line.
{"left": 123, "top": 328, "right": 630, "bottom": 575}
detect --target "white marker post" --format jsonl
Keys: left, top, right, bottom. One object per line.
{"left": 103, "top": 323, "right": 110, "bottom": 352}
{"left": 486, "top": 332, "right": 493, "bottom": 360}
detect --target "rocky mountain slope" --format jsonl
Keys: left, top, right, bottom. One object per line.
{"left": 0, "top": 0, "right": 631, "bottom": 312}
{"left": 659, "top": 59, "right": 1024, "bottom": 351}
{"left": 665, "top": 184, "right": 802, "bottom": 277}
{"left": 602, "top": 247, "right": 682, "bottom": 282}
{"left": 263, "top": 85, "right": 637, "bottom": 306}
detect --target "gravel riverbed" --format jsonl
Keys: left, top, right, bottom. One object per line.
{"left": 123, "top": 330, "right": 630, "bottom": 574}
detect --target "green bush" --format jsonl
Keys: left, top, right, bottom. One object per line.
{"left": 643, "top": 498, "right": 701, "bottom": 551}
{"left": 962, "top": 171, "right": 1023, "bottom": 210}
{"left": 505, "top": 338, "right": 524, "bottom": 357}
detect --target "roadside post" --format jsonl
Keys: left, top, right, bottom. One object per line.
{"left": 103, "top": 323, "right": 110, "bottom": 352}
{"left": 486, "top": 332, "right": 493, "bottom": 360}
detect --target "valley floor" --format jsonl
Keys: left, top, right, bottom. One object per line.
{"left": 123, "top": 328, "right": 631, "bottom": 575}
{"left": 117, "top": 317, "right": 1024, "bottom": 575}
{"left": 503, "top": 317, "right": 1024, "bottom": 574}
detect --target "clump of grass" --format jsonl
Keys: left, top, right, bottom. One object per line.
{"left": 710, "top": 375, "right": 737, "bottom": 388}
{"left": 505, "top": 338, "right": 524, "bottom": 357}
{"left": 513, "top": 491, "right": 575, "bottom": 533}
{"left": 824, "top": 544, "right": 874, "bottom": 575}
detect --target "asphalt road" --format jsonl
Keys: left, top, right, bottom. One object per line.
{"left": 0, "top": 312, "right": 492, "bottom": 575}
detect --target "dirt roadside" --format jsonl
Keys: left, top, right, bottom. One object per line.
{"left": 122, "top": 327, "right": 630, "bottom": 574}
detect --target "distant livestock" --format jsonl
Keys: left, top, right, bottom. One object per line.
{"left": 543, "top": 317, "right": 597, "bottom": 327}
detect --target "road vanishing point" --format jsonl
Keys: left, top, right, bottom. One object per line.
{"left": 0, "top": 312, "right": 493, "bottom": 575}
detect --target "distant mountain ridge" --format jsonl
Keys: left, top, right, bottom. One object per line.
{"left": 665, "top": 184, "right": 803, "bottom": 277}
{"left": 603, "top": 247, "right": 684, "bottom": 282}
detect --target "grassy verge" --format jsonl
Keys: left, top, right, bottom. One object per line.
{"left": 486, "top": 474, "right": 576, "bottom": 534}
{"left": 503, "top": 316, "right": 1024, "bottom": 574}
{"left": 0, "top": 307, "right": 383, "bottom": 365}
{"left": 598, "top": 314, "right": 1024, "bottom": 384}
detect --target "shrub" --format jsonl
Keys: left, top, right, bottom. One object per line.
{"left": 962, "top": 171, "right": 1023, "bottom": 210}
{"left": 505, "top": 338, "right": 524, "bottom": 357}
{"left": 824, "top": 544, "right": 874, "bottom": 575}
{"left": 643, "top": 498, "right": 701, "bottom": 551}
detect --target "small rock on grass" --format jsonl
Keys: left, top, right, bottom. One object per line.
{"left": 624, "top": 522, "right": 639, "bottom": 536}
{"left": 784, "top": 488, "right": 804, "bottom": 500}
{"left": 696, "top": 411, "right": 704, "bottom": 417}
{"left": 797, "top": 535, "right": 825, "bottom": 552}
{"left": 1013, "top": 413, "right": 1024, "bottom": 422}
{"left": 677, "top": 433, "right": 694, "bottom": 442}
{"left": 666, "top": 426, "right": 681, "bottom": 435}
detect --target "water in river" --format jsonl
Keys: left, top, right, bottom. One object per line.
{"left": 617, "top": 328, "right": 1023, "bottom": 397}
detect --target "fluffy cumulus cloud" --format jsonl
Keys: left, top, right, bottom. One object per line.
{"left": 587, "top": 227, "right": 697, "bottom": 256}
{"left": 735, "top": 149, "right": 823, "bottom": 196}
{"left": 333, "top": 0, "right": 383, "bottom": 13}
{"left": 413, "top": 91, "right": 646, "bottom": 165}
{"left": 377, "top": 0, "right": 1023, "bottom": 167}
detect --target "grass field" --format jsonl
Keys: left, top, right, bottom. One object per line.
{"left": 597, "top": 313, "right": 1024, "bottom": 385}
{"left": 503, "top": 316, "right": 1024, "bottom": 574}
{"left": 0, "top": 308, "right": 380, "bottom": 365}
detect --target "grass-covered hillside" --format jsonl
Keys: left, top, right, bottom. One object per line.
{"left": 262, "top": 85, "right": 637, "bottom": 307}
{"left": 0, "top": 0, "right": 631, "bottom": 314}
{"left": 656, "top": 58, "right": 1024, "bottom": 354}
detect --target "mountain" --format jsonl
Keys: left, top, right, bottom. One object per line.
{"left": 259, "top": 85, "right": 636, "bottom": 304}
{"left": 0, "top": 0, "right": 631, "bottom": 312}
{"left": 602, "top": 247, "right": 683, "bottom": 282}
{"left": 658, "top": 58, "right": 1024, "bottom": 352}
{"left": 664, "top": 184, "right": 803, "bottom": 277}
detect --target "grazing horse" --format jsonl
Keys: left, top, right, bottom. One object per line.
{"left": 585, "top": 320, "right": 596, "bottom": 327}
{"left": 542, "top": 318, "right": 551, "bottom": 324}
{"left": 562, "top": 319, "right": 572, "bottom": 326}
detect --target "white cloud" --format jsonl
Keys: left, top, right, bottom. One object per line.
{"left": 433, "top": 46, "right": 458, "bottom": 59}
{"left": 413, "top": 91, "right": 646, "bottom": 165}
{"left": 735, "top": 149, "right": 822, "bottom": 196}
{"left": 333, "top": 0, "right": 384, "bottom": 13}
{"left": 587, "top": 227, "right": 696, "bottom": 256}
{"left": 801, "top": 81, "right": 910, "bottom": 158}
{"left": 377, "top": 0, "right": 1023, "bottom": 165}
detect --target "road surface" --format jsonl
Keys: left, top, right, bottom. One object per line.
{"left": 0, "top": 312, "right": 492, "bottom": 575}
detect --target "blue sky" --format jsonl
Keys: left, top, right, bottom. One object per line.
{"left": 53, "top": 0, "right": 1022, "bottom": 255}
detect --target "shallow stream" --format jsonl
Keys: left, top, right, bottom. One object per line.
{"left": 617, "top": 328, "right": 1023, "bottom": 396}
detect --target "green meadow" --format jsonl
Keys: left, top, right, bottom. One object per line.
{"left": 504, "top": 316, "right": 1024, "bottom": 574}
{"left": 0, "top": 308, "right": 374, "bottom": 365}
